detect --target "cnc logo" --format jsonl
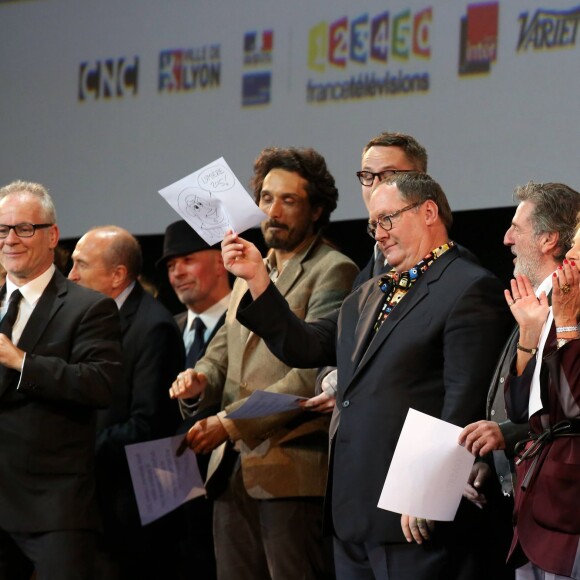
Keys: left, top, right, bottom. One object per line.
{"left": 158, "top": 45, "right": 221, "bottom": 93}
{"left": 459, "top": 3, "right": 499, "bottom": 76}
{"left": 242, "top": 30, "right": 273, "bottom": 107}
{"left": 79, "top": 57, "right": 139, "bottom": 101}
{"left": 307, "top": 8, "right": 432, "bottom": 73}
{"left": 517, "top": 6, "right": 580, "bottom": 51}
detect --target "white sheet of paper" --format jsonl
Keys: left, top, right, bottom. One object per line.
{"left": 158, "top": 157, "right": 267, "bottom": 245}
{"left": 377, "top": 408, "right": 475, "bottom": 521}
{"left": 226, "top": 390, "right": 308, "bottom": 419}
{"left": 125, "top": 435, "right": 205, "bottom": 526}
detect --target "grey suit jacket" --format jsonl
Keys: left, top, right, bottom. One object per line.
{"left": 198, "top": 236, "right": 359, "bottom": 499}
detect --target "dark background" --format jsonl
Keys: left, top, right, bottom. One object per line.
{"left": 58, "top": 205, "right": 516, "bottom": 315}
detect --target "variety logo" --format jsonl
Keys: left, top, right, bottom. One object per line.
{"left": 459, "top": 2, "right": 499, "bottom": 76}
{"left": 242, "top": 30, "right": 274, "bottom": 106}
{"left": 517, "top": 5, "right": 580, "bottom": 51}
{"left": 78, "top": 57, "right": 138, "bottom": 101}
{"left": 306, "top": 8, "right": 432, "bottom": 104}
{"left": 158, "top": 45, "right": 221, "bottom": 92}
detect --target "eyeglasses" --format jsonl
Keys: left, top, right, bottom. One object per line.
{"left": 356, "top": 169, "right": 415, "bottom": 186}
{"left": 0, "top": 223, "right": 53, "bottom": 239}
{"left": 367, "top": 202, "right": 422, "bottom": 239}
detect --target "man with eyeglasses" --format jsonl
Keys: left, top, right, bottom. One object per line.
{"left": 307, "top": 133, "right": 427, "bottom": 414}
{"left": 0, "top": 181, "right": 122, "bottom": 580}
{"left": 222, "top": 171, "right": 512, "bottom": 580}
{"left": 355, "top": 132, "right": 428, "bottom": 284}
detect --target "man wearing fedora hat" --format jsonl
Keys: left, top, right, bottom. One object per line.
{"left": 158, "top": 219, "right": 232, "bottom": 579}
{"left": 158, "top": 220, "right": 231, "bottom": 382}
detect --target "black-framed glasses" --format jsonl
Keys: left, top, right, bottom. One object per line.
{"left": 0, "top": 223, "right": 53, "bottom": 239}
{"left": 356, "top": 169, "right": 415, "bottom": 186}
{"left": 367, "top": 202, "right": 422, "bottom": 239}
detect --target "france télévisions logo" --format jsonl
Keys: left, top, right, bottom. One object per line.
{"left": 78, "top": 57, "right": 138, "bottom": 101}
{"left": 308, "top": 9, "right": 431, "bottom": 72}
{"left": 458, "top": 3, "right": 499, "bottom": 76}
{"left": 517, "top": 6, "right": 580, "bottom": 51}
{"left": 158, "top": 45, "right": 221, "bottom": 92}
{"left": 306, "top": 8, "right": 432, "bottom": 104}
{"left": 242, "top": 30, "right": 273, "bottom": 107}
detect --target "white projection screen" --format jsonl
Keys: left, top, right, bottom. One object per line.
{"left": 1, "top": 0, "right": 579, "bottom": 239}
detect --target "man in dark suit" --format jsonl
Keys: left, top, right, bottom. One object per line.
{"left": 68, "top": 225, "right": 184, "bottom": 578}
{"left": 157, "top": 220, "right": 231, "bottom": 580}
{"left": 312, "top": 132, "right": 428, "bottom": 413}
{"left": 223, "top": 172, "right": 512, "bottom": 580}
{"left": 0, "top": 181, "right": 122, "bottom": 580}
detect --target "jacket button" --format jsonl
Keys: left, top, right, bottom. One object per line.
{"left": 491, "top": 409, "right": 496, "bottom": 416}
{"left": 342, "top": 400, "right": 350, "bottom": 408}
{"left": 500, "top": 377, "right": 505, "bottom": 384}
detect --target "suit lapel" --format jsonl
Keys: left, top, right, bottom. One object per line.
{"left": 174, "top": 312, "right": 187, "bottom": 334}
{"left": 119, "top": 284, "right": 142, "bottom": 336}
{"left": 0, "top": 272, "right": 66, "bottom": 398}
{"left": 17, "top": 271, "right": 66, "bottom": 354}
{"left": 348, "top": 249, "right": 458, "bottom": 385}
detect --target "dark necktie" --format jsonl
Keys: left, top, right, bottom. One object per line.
{"left": 185, "top": 317, "right": 206, "bottom": 368}
{"left": 0, "top": 290, "right": 23, "bottom": 340}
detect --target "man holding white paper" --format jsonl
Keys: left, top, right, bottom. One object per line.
{"left": 224, "top": 172, "right": 512, "bottom": 580}
{"left": 169, "top": 147, "right": 358, "bottom": 579}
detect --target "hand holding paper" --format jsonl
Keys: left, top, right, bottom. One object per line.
{"left": 159, "top": 157, "right": 267, "bottom": 245}
{"left": 377, "top": 409, "right": 475, "bottom": 522}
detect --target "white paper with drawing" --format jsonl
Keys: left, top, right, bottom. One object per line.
{"left": 159, "top": 157, "right": 267, "bottom": 245}
{"left": 377, "top": 408, "right": 475, "bottom": 521}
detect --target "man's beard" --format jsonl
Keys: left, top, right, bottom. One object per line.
{"left": 261, "top": 220, "right": 312, "bottom": 251}
{"left": 513, "top": 249, "right": 543, "bottom": 289}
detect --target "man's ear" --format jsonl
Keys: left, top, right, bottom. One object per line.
{"left": 111, "top": 264, "right": 129, "bottom": 290}
{"left": 540, "top": 231, "right": 560, "bottom": 257}
{"left": 423, "top": 200, "right": 439, "bottom": 225}
{"left": 48, "top": 224, "right": 60, "bottom": 250}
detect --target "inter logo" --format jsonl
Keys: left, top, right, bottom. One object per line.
{"left": 458, "top": 3, "right": 499, "bottom": 76}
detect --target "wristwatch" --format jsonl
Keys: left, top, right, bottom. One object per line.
{"left": 516, "top": 343, "right": 537, "bottom": 355}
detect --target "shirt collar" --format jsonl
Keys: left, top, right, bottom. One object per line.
{"left": 6, "top": 264, "right": 56, "bottom": 307}
{"left": 115, "top": 281, "right": 136, "bottom": 310}
{"left": 187, "top": 292, "right": 231, "bottom": 332}
{"left": 536, "top": 273, "right": 553, "bottom": 298}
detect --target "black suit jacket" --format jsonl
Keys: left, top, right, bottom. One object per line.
{"left": 238, "top": 247, "right": 512, "bottom": 545}
{"left": 0, "top": 270, "right": 122, "bottom": 532}
{"left": 95, "top": 282, "right": 184, "bottom": 533}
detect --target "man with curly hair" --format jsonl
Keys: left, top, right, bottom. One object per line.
{"left": 169, "top": 147, "right": 359, "bottom": 579}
